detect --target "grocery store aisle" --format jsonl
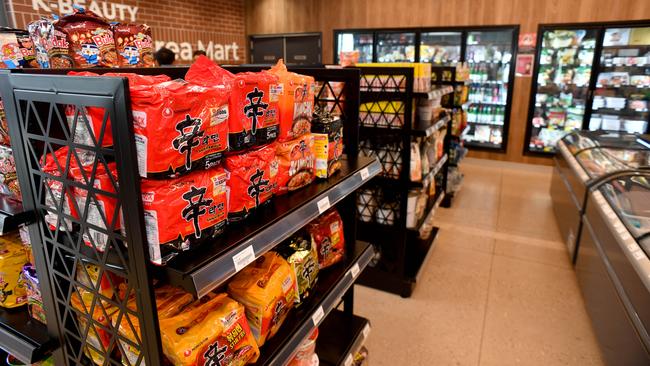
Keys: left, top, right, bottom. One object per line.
{"left": 354, "top": 158, "right": 605, "bottom": 366}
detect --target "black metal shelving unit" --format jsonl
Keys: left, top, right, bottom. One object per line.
{"left": 354, "top": 66, "right": 453, "bottom": 297}
{"left": 0, "top": 66, "right": 379, "bottom": 366}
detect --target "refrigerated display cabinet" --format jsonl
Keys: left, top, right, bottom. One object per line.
{"left": 336, "top": 31, "right": 374, "bottom": 64}
{"left": 550, "top": 130, "right": 650, "bottom": 262}
{"left": 576, "top": 172, "right": 650, "bottom": 366}
{"left": 526, "top": 22, "right": 650, "bottom": 156}
{"left": 375, "top": 31, "right": 416, "bottom": 63}
{"left": 419, "top": 31, "right": 462, "bottom": 66}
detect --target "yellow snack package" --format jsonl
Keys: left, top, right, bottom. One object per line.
{"left": 160, "top": 293, "right": 260, "bottom": 366}
{"left": 0, "top": 234, "right": 28, "bottom": 308}
{"left": 227, "top": 252, "right": 297, "bottom": 346}
{"left": 71, "top": 291, "right": 118, "bottom": 365}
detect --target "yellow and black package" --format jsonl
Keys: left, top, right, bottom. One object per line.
{"left": 160, "top": 293, "right": 260, "bottom": 366}
{"left": 311, "top": 109, "right": 343, "bottom": 179}
{"left": 227, "top": 252, "right": 297, "bottom": 346}
{"left": 276, "top": 232, "right": 319, "bottom": 305}
{"left": 112, "top": 285, "right": 194, "bottom": 366}
{"left": 0, "top": 234, "right": 28, "bottom": 308}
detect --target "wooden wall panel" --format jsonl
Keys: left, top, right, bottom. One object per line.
{"left": 246, "top": 0, "right": 650, "bottom": 165}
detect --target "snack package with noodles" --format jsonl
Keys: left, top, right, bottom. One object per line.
{"left": 54, "top": 8, "right": 118, "bottom": 68}
{"left": 227, "top": 252, "right": 297, "bottom": 346}
{"left": 311, "top": 110, "right": 344, "bottom": 178}
{"left": 40, "top": 147, "right": 80, "bottom": 231}
{"left": 275, "top": 134, "right": 316, "bottom": 195}
{"left": 266, "top": 59, "right": 315, "bottom": 142}
{"left": 70, "top": 291, "right": 117, "bottom": 365}
{"left": 307, "top": 209, "right": 346, "bottom": 269}
{"left": 112, "top": 23, "right": 154, "bottom": 67}
{"left": 159, "top": 292, "right": 260, "bottom": 366}
{"left": 0, "top": 235, "right": 28, "bottom": 308}
{"left": 276, "top": 232, "right": 319, "bottom": 305}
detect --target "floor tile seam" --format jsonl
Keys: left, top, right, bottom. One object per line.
{"left": 492, "top": 251, "right": 577, "bottom": 272}
{"left": 477, "top": 246, "right": 496, "bottom": 366}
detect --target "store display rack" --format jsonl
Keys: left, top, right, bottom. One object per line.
{"left": 354, "top": 66, "right": 452, "bottom": 297}
{"left": 0, "top": 66, "right": 377, "bottom": 366}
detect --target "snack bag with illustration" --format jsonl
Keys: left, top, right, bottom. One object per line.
{"left": 41, "top": 147, "right": 81, "bottom": 231}
{"left": 276, "top": 232, "right": 319, "bottom": 305}
{"left": 0, "top": 235, "right": 28, "bottom": 308}
{"left": 28, "top": 18, "right": 53, "bottom": 68}
{"left": 129, "top": 78, "right": 229, "bottom": 178}
{"left": 22, "top": 264, "right": 46, "bottom": 324}
{"left": 160, "top": 293, "right": 260, "bottom": 366}
{"left": 0, "top": 28, "right": 36, "bottom": 69}
{"left": 71, "top": 290, "right": 117, "bottom": 365}
{"left": 187, "top": 56, "right": 280, "bottom": 151}
{"left": 227, "top": 252, "right": 297, "bottom": 346}
{"left": 56, "top": 8, "right": 118, "bottom": 68}
{"left": 139, "top": 167, "right": 227, "bottom": 265}
{"left": 275, "top": 134, "right": 315, "bottom": 195}
{"left": 112, "top": 23, "right": 154, "bottom": 67}
{"left": 307, "top": 209, "right": 346, "bottom": 269}
{"left": 0, "top": 145, "right": 21, "bottom": 199}
{"left": 311, "top": 110, "right": 344, "bottom": 178}
{"left": 225, "top": 143, "right": 278, "bottom": 221}
{"left": 266, "top": 59, "right": 315, "bottom": 142}
{"left": 69, "top": 161, "right": 120, "bottom": 251}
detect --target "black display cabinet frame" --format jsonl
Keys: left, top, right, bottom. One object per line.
{"left": 333, "top": 25, "right": 519, "bottom": 153}
{"left": 0, "top": 66, "right": 379, "bottom": 366}
{"left": 524, "top": 20, "right": 650, "bottom": 157}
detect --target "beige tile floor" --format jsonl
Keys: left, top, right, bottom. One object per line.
{"left": 354, "top": 157, "right": 605, "bottom": 366}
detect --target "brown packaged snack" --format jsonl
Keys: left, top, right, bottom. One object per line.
{"left": 56, "top": 9, "right": 118, "bottom": 68}
{"left": 112, "top": 23, "right": 154, "bottom": 67}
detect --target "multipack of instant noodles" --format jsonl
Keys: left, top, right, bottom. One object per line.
{"left": 275, "top": 134, "right": 315, "bottom": 195}
{"left": 160, "top": 292, "right": 260, "bottom": 366}
{"left": 0, "top": 27, "right": 37, "bottom": 69}
{"left": 266, "top": 59, "right": 315, "bottom": 142}
{"left": 41, "top": 147, "right": 80, "bottom": 231}
{"left": 186, "top": 56, "right": 280, "bottom": 151}
{"left": 22, "top": 264, "right": 46, "bottom": 324}
{"left": 54, "top": 8, "right": 118, "bottom": 68}
{"left": 307, "top": 209, "right": 346, "bottom": 269}
{"left": 139, "top": 167, "right": 227, "bottom": 265}
{"left": 227, "top": 252, "right": 297, "bottom": 346}
{"left": 225, "top": 143, "right": 278, "bottom": 221}
{"left": 129, "top": 78, "right": 229, "bottom": 178}
{"left": 0, "top": 235, "right": 28, "bottom": 308}
{"left": 112, "top": 23, "right": 154, "bottom": 67}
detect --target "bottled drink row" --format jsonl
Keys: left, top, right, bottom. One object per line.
{"left": 467, "top": 104, "right": 507, "bottom": 125}
{"left": 468, "top": 83, "right": 509, "bottom": 105}
{"left": 468, "top": 63, "right": 510, "bottom": 83}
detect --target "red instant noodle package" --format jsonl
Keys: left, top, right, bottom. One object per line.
{"left": 275, "top": 134, "right": 315, "bottom": 195}
{"left": 140, "top": 167, "right": 227, "bottom": 265}
{"left": 186, "top": 56, "right": 280, "bottom": 151}
{"left": 266, "top": 59, "right": 315, "bottom": 142}
{"left": 69, "top": 161, "right": 120, "bottom": 252}
{"left": 112, "top": 23, "right": 154, "bottom": 67}
{"left": 41, "top": 147, "right": 80, "bottom": 231}
{"left": 55, "top": 8, "right": 118, "bottom": 68}
{"left": 225, "top": 143, "right": 278, "bottom": 221}
{"left": 307, "top": 209, "right": 345, "bottom": 269}
{"left": 129, "top": 78, "right": 229, "bottom": 178}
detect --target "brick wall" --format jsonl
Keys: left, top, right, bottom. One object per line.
{"left": 7, "top": 0, "right": 246, "bottom": 63}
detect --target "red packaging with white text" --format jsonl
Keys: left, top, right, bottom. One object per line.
{"left": 140, "top": 167, "right": 227, "bottom": 265}
{"left": 56, "top": 9, "right": 119, "bottom": 68}
{"left": 225, "top": 143, "right": 277, "bottom": 221}
{"left": 69, "top": 161, "right": 120, "bottom": 251}
{"left": 275, "top": 134, "right": 315, "bottom": 195}
{"left": 129, "top": 78, "right": 229, "bottom": 178}
{"left": 41, "top": 147, "right": 80, "bottom": 231}
{"left": 307, "top": 209, "right": 345, "bottom": 269}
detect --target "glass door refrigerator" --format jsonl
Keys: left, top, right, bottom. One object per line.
{"left": 375, "top": 31, "right": 416, "bottom": 62}
{"left": 589, "top": 26, "right": 650, "bottom": 135}
{"left": 527, "top": 27, "right": 599, "bottom": 154}
{"left": 335, "top": 31, "right": 374, "bottom": 64}
{"left": 463, "top": 28, "right": 517, "bottom": 151}
{"left": 419, "top": 31, "right": 462, "bottom": 66}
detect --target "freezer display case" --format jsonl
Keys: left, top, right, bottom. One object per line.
{"left": 463, "top": 29, "right": 516, "bottom": 150}
{"left": 419, "top": 31, "right": 462, "bottom": 66}
{"left": 576, "top": 173, "right": 650, "bottom": 366}
{"left": 589, "top": 26, "right": 650, "bottom": 134}
{"left": 336, "top": 31, "right": 374, "bottom": 64}
{"left": 550, "top": 130, "right": 649, "bottom": 261}
{"left": 375, "top": 31, "right": 416, "bottom": 63}
{"left": 528, "top": 28, "right": 598, "bottom": 153}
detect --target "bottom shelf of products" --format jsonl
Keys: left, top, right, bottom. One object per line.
{"left": 253, "top": 241, "right": 374, "bottom": 365}
{"left": 316, "top": 310, "right": 370, "bottom": 366}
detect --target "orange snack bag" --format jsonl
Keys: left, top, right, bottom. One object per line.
{"left": 227, "top": 252, "right": 297, "bottom": 346}
{"left": 160, "top": 293, "right": 260, "bottom": 366}
{"left": 266, "top": 59, "right": 315, "bottom": 142}
{"left": 71, "top": 292, "right": 117, "bottom": 365}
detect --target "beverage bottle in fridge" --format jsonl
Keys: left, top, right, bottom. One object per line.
{"left": 482, "top": 64, "right": 488, "bottom": 82}
{"left": 492, "top": 86, "right": 499, "bottom": 103}
{"left": 468, "top": 105, "right": 475, "bottom": 122}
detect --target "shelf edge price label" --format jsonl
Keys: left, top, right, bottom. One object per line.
{"left": 344, "top": 354, "right": 354, "bottom": 366}
{"left": 348, "top": 263, "right": 361, "bottom": 279}
{"left": 359, "top": 167, "right": 370, "bottom": 181}
{"left": 317, "top": 196, "right": 331, "bottom": 214}
{"left": 362, "top": 323, "right": 371, "bottom": 339}
{"left": 233, "top": 245, "right": 256, "bottom": 273}
{"left": 311, "top": 306, "right": 325, "bottom": 326}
